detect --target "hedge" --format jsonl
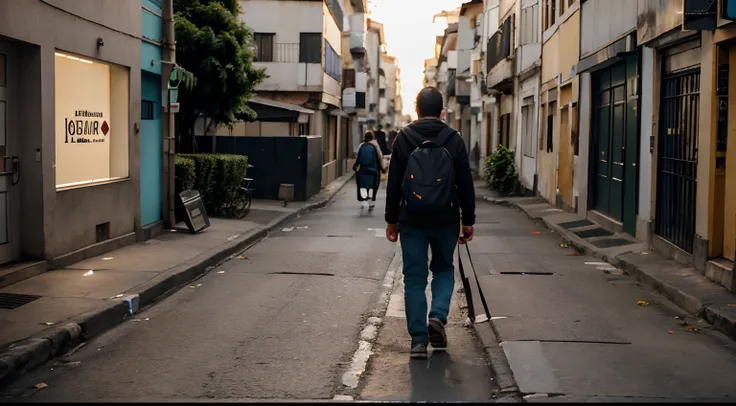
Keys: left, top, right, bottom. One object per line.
{"left": 175, "top": 153, "right": 249, "bottom": 217}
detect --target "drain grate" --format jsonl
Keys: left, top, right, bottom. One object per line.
{"left": 0, "top": 293, "right": 42, "bottom": 309}
{"left": 559, "top": 219, "right": 594, "bottom": 229}
{"left": 270, "top": 271, "right": 335, "bottom": 277}
{"left": 574, "top": 227, "right": 613, "bottom": 239}
{"left": 592, "top": 238, "right": 636, "bottom": 248}
{"left": 499, "top": 271, "right": 555, "bottom": 276}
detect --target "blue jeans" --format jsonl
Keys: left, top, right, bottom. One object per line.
{"left": 399, "top": 223, "right": 458, "bottom": 345}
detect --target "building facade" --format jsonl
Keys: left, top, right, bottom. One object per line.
{"left": 140, "top": 0, "right": 165, "bottom": 233}
{"left": 0, "top": 0, "right": 142, "bottom": 270}
{"left": 341, "top": 0, "right": 368, "bottom": 155}
{"left": 239, "top": 0, "right": 347, "bottom": 186}
{"left": 538, "top": 0, "right": 580, "bottom": 207}
{"left": 514, "top": 0, "right": 542, "bottom": 194}
{"left": 577, "top": 0, "right": 640, "bottom": 236}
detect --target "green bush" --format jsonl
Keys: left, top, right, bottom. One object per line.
{"left": 175, "top": 153, "right": 249, "bottom": 217}
{"left": 175, "top": 156, "right": 196, "bottom": 194}
{"left": 484, "top": 145, "right": 520, "bottom": 195}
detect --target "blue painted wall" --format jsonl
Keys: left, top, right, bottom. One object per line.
{"left": 140, "top": 2, "right": 164, "bottom": 226}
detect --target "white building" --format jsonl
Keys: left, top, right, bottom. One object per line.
{"left": 365, "top": 19, "right": 386, "bottom": 129}
{"left": 341, "top": 0, "right": 369, "bottom": 154}
{"left": 513, "top": 0, "right": 542, "bottom": 194}
{"left": 237, "top": 0, "right": 348, "bottom": 184}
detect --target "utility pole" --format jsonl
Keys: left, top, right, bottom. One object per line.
{"left": 162, "top": 0, "right": 176, "bottom": 228}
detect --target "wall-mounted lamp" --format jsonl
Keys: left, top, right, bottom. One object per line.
{"left": 97, "top": 37, "right": 105, "bottom": 48}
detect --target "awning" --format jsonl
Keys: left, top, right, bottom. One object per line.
{"left": 247, "top": 97, "right": 315, "bottom": 123}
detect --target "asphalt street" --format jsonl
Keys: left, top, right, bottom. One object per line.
{"left": 0, "top": 181, "right": 497, "bottom": 402}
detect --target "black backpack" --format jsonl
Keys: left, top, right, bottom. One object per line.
{"left": 401, "top": 127, "right": 458, "bottom": 214}
{"left": 356, "top": 143, "right": 378, "bottom": 171}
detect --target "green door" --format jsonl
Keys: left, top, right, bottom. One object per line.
{"left": 590, "top": 56, "right": 640, "bottom": 235}
{"left": 593, "top": 70, "right": 612, "bottom": 215}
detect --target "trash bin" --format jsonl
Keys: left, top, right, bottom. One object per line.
{"left": 176, "top": 190, "right": 210, "bottom": 234}
{"left": 279, "top": 183, "right": 295, "bottom": 206}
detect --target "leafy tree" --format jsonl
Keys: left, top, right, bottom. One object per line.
{"left": 174, "top": 0, "right": 266, "bottom": 150}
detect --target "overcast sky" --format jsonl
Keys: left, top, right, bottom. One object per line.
{"left": 367, "top": 0, "right": 463, "bottom": 119}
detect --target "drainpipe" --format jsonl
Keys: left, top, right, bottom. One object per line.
{"left": 162, "top": 0, "right": 176, "bottom": 228}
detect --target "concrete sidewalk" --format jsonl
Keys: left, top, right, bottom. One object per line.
{"left": 469, "top": 198, "right": 736, "bottom": 401}
{"left": 0, "top": 172, "right": 354, "bottom": 388}
{"left": 478, "top": 189, "right": 736, "bottom": 344}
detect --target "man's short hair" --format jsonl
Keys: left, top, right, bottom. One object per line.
{"left": 416, "top": 87, "right": 444, "bottom": 118}
{"left": 376, "top": 124, "right": 383, "bottom": 131}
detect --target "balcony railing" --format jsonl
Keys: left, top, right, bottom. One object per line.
{"left": 487, "top": 17, "right": 513, "bottom": 71}
{"left": 257, "top": 43, "right": 300, "bottom": 63}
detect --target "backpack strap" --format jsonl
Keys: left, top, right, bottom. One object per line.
{"left": 435, "top": 127, "right": 458, "bottom": 147}
{"left": 402, "top": 126, "right": 457, "bottom": 148}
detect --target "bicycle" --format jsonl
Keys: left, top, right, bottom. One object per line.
{"left": 233, "top": 164, "right": 255, "bottom": 219}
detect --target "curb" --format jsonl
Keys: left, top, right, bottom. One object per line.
{"left": 337, "top": 245, "right": 402, "bottom": 399}
{"left": 0, "top": 173, "right": 355, "bottom": 389}
{"left": 485, "top": 196, "right": 736, "bottom": 344}
{"left": 472, "top": 321, "right": 520, "bottom": 400}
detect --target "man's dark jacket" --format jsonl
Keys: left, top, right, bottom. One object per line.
{"left": 385, "top": 118, "right": 476, "bottom": 228}
{"left": 375, "top": 130, "right": 390, "bottom": 155}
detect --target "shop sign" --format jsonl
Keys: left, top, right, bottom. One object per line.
{"left": 64, "top": 110, "right": 109, "bottom": 144}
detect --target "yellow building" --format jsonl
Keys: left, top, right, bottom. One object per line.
{"left": 538, "top": 0, "right": 580, "bottom": 208}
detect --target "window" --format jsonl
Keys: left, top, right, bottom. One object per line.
{"left": 546, "top": 101, "right": 556, "bottom": 152}
{"left": 571, "top": 105, "right": 579, "bottom": 156}
{"left": 54, "top": 51, "right": 129, "bottom": 189}
{"left": 521, "top": 100, "right": 536, "bottom": 158}
{"left": 520, "top": 3, "right": 540, "bottom": 46}
{"left": 560, "top": 0, "right": 566, "bottom": 16}
{"left": 141, "top": 100, "right": 155, "bottom": 120}
{"left": 300, "top": 33, "right": 321, "bottom": 63}
{"left": 253, "top": 33, "right": 275, "bottom": 62}
{"left": 545, "top": 0, "right": 556, "bottom": 30}
{"left": 323, "top": 115, "right": 337, "bottom": 163}
{"left": 499, "top": 114, "right": 511, "bottom": 148}
{"left": 379, "top": 89, "right": 386, "bottom": 97}
{"left": 324, "top": 39, "right": 342, "bottom": 81}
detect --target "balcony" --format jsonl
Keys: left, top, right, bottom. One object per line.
{"left": 254, "top": 43, "right": 322, "bottom": 92}
{"left": 486, "top": 17, "right": 512, "bottom": 72}
{"left": 350, "top": 32, "right": 366, "bottom": 54}
{"left": 486, "top": 16, "right": 514, "bottom": 92}
{"left": 447, "top": 70, "right": 457, "bottom": 97}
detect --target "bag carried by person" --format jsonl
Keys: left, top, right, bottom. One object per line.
{"left": 401, "top": 127, "right": 458, "bottom": 214}
{"left": 356, "top": 143, "right": 378, "bottom": 172}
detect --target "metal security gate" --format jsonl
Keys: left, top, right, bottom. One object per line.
{"left": 655, "top": 69, "right": 700, "bottom": 253}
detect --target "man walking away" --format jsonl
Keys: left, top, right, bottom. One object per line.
{"left": 354, "top": 131, "right": 385, "bottom": 209}
{"left": 374, "top": 125, "right": 390, "bottom": 156}
{"left": 384, "top": 87, "right": 476, "bottom": 358}
{"left": 387, "top": 127, "right": 398, "bottom": 154}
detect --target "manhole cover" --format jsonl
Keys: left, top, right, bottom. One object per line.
{"left": 574, "top": 227, "right": 613, "bottom": 239}
{"left": 559, "top": 219, "right": 594, "bottom": 229}
{"left": 0, "top": 293, "right": 42, "bottom": 309}
{"left": 592, "top": 238, "right": 636, "bottom": 248}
